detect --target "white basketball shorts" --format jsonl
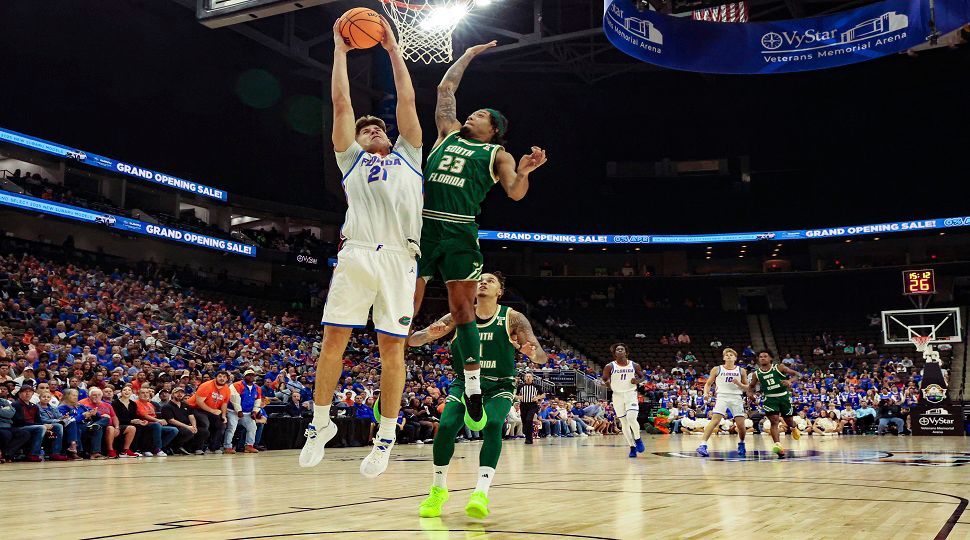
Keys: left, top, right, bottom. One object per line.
{"left": 321, "top": 241, "right": 417, "bottom": 338}
{"left": 612, "top": 390, "right": 640, "bottom": 419}
{"left": 713, "top": 393, "right": 746, "bottom": 418}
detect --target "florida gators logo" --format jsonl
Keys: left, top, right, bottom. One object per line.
{"left": 399, "top": 316, "right": 412, "bottom": 326}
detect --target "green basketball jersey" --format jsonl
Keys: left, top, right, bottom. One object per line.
{"left": 452, "top": 305, "right": 517, "bottom": 383}
{"left": 423, "top": 130, "right": 502, "bottom": 223}
{"left": 756, "top": 364, "right": 789, "bottom": 397}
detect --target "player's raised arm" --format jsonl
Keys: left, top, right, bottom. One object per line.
{"left": 434, "top": 41, "right": 496, "bottom": 142}
{"left": 407, "top": 313, "right": 455, "bottom": 347}
{"left": 494, "top": 146, "right": 547, "bottom": 201}
{"left": 331, "top": 19, "right": 355, "bottom": 152}
{"left": 380, "top": 18, "right": 420, "bottom": 149}
{"left": 509, "top": 309, "right": 547, "bottom": 364}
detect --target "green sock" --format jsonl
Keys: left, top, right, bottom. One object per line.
{"left": 454, "top": 321, "right": 481, "bottom": 394}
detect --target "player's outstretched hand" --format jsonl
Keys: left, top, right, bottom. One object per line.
{"left": 463, "top": 41, "right": 497, "bottom": 59}
{"left": 427, "top": 320, "right": 450, "bottom": 340}
{"left": 379, "top": 16, "right": 399, "bottom": 52}
{"left": 333, "top": 19, "right": 352, "bottom": 53}
{"left": 519, "top": 341, "right": 539, "bottom": 359}
{"left": 732, "top": 378, "right": 745, "bottom": 388}
{"left": 782, "top": 379, "right": 793, "bottom": 388}
{"left": 517, "top": 146, "right": 547, "bottom": 175}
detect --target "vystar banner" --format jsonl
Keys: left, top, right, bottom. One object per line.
{"left": 603, "top": 0, "right": 970, "bottom": 74}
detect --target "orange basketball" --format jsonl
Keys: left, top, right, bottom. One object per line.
{"left": 338, "top": 7, "right": 385, "bottom": 49}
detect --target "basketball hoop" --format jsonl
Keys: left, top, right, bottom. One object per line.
{"left": 911, "top": 335, "right": 932, "bottom": 353}
{"left": 380, "top": 0, "right": 476, "bottom": 64}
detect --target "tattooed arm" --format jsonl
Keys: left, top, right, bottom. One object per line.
{"left": 434, "top": 40, "right": 497, "bottom": 144}
{"left": 407, "top": 313, "right": 455, "bottom": 347}
{"left": 509, "top": 309, "right": 547, "bottom": 364}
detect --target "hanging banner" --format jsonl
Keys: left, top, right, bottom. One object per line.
{"left": 476, "top": 214, "right": 970, "bottom": 245}
{"left": 0, "top": 127, "right": 227, "bottom": 201}
{"left": 603, "top": 0, "right": 970, "bottom": 74}
{"left": 0, "top": 191, "right": 255, "bottom": 256}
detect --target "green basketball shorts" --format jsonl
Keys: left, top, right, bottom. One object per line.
{"left": 418, "top": 218, "right": 483, "bottom": 283}
{"left": 762, "top": 395, "right": 794, "bottom": 417}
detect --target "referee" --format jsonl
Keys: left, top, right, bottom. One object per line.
{"left": 517, "top": 372, "right": 544, "bottom": 445}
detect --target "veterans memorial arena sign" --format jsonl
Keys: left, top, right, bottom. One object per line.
{"left": 603, "top": 0, "right": 970, "bottom": 74}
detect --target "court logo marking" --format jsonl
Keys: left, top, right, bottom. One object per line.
{"left": 654, "top": 450, "right": 970, "bottom": 466}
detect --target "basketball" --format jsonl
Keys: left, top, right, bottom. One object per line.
{"left": 338, "top": 7, "right": 385, "bottom": 49}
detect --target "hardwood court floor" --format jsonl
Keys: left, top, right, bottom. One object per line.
{"left": 3, "top": 433, "right": 969, "bottom": 540}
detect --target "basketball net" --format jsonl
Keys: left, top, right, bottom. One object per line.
{"left": 380, "top": 0, "right": 475, "bottom": 64}
{"left": 911, "top": 335, "right": 942, "bottom": 363}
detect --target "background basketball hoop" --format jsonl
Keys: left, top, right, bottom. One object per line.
{"left": 911, "top": 335, "right": 932, "bottom": 353}
{"left": 380, "top": 0, "right": 477, "bottom": 64}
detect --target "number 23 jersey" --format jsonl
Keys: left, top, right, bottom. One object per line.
{"left": 335, "top": 136, "right": 423, "bottom": 252}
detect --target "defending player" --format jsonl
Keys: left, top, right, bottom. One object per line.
{"left": 408, "top": 272, "right": 547, "bottom": 519}
{"left": 743, "top": 350, "right": 802, "bottom": 456}
{"left": 413, "top": 40, "right": 548, "bottom": 432}
{"left": 696, "top": 348, "right": 750, "bottom": 457}
{"left": 299, "top": 19, "right": 422, "bottom": 478}
{"left": 602, "top": 343, "right": 645, "bottom": 458}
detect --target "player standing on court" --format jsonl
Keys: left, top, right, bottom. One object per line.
{"left": 413, "top": 41, "right": 548, "bottom": 433}
{"left": 741, "top": 350, "right": 801, "bottom": 456}
{"left": 602, "top": 343, "right": 645, "bottom": 458}
{"left": 408, "top": 272, "right": 547, "bottom": 519}
{"left": 696, "top": 348, "right": 750, "bottom": 457}
{"left": 299, "top": 18, "right": 423, "bottom": 478}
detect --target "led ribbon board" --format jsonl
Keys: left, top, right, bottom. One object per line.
{"left": 0, "top": 191, "right": 255, "bottom": 257}
{"left": 603, "top": 0, "right": 970, "bottom": 74}
{"left": 478, "top": 216, "right": 970, "bottom": 245}
{"left": 0, "top": 127, "right": 227, "bottom": 201}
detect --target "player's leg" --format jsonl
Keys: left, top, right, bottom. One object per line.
{"left": 697, "top": 412, "right": 724, "bottom": 456}
{"left": 467, "top": 393, "right": 513, "bottom": 519}
{"left": 440, "top": 234, "right": 486, "bottom": 430}
{"left": 627, "top": 399, "right": 644, "bottom": 453}
{"left": 781, "top": 398, "right": 800, "bottom": 439}
{"left": 420, "top": 395, "right": 466, "bottom": 517}
{"left": 302, "top": 249, "right": 373, "bottom": 467}
{"left": 731, "top": 397, "right": 747, "bottom": 456}
{"left": 360, "top": 253, "right": 417, "bottom": 477}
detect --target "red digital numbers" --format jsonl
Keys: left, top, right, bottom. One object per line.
{"left": 903, "top": 269, "right": 935, "bottom": 295}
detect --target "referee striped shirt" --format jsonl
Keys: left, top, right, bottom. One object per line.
{"left": 518, "top": 383, "right": 540, "bottom": 403}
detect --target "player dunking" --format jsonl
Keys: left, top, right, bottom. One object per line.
{"left": 742, "top": 350, "right": 802, "bottom": 456}
{"left": 602, "top": 343, "right": 645, "bottom": 458}
{"left": 413, "top": 40, "right": 548, "bottom": 432}
{"left": 696, "top": 348, "right": 749, "bottom": 457}
{"left": 408, "top": 272, "right": 547, "bottom": 519}
{"left": 299, "top": 19, "right": 422, "bottom": 478}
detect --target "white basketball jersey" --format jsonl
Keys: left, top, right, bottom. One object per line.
{"left": 609, "top": 361, "right": 636, "bottom": 393}
{"left": 335, "top": 137, "right": 423, "bottom": 252}
{"left": 715, "top": 365, "right": 743, "bottom": 396}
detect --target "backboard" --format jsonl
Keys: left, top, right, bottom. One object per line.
{"left": 881, "top": 307, "right": 962, "bottom": 345}
{"left": 197, "top": 0, "right": 331, "bottom": 29}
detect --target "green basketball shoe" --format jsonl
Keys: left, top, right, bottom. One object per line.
{"left": 461, "top": 394, "right": 488, "bottom": 431}
{"left": 465, "top": 490, "right": 490, "bottom": 519}
{"left": 418, "top": 486, "right": 449, "bottom": 518}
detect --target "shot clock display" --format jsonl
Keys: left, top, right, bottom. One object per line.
{"left": 903, "top": 269, "right": 936, "bottom": 295}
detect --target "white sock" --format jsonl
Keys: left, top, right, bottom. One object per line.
{"left": 432, "top": 465, "right": 449, "bottom": 489}
{"left": 476, "top": 466, "right": 496, "bottom": 496}
{"left": 376, "top": 416, "right": 397, "bottom": 442}
{"left": 313, "top": 404, "right": 331, "bottom": 427}
{"left": 464, "top": 368, "right": 482, "bottom": 395}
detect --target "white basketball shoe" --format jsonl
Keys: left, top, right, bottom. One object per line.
{"left": 299, "top": 421, "right": 338, "bottom": 467}
{"left": 359, "top": 437, "right": 395, "bottom": 478}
